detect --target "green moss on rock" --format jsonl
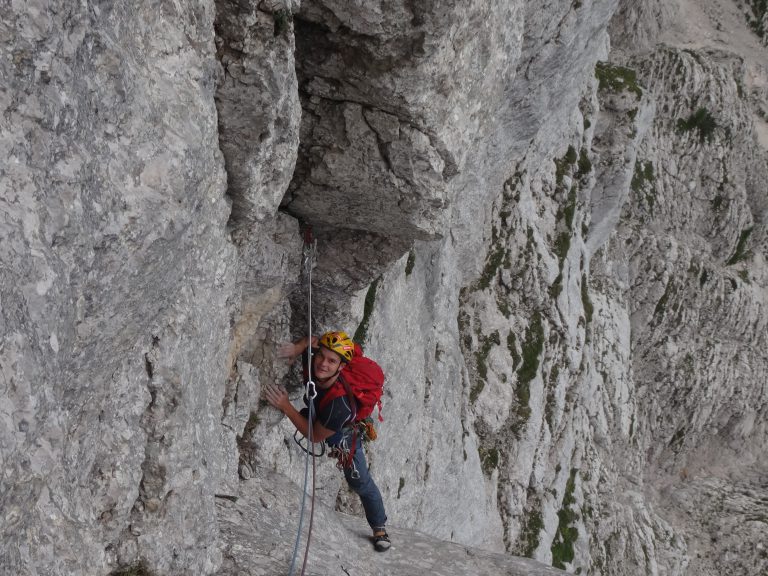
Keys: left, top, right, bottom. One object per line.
{"left": 519, "top": 507, "right": 545, "bottom": 558}
{"left": 581, "top": 274, "right": 593, "bottom": 325}
{"left": 677, "top": 107, "right": 717, "bottom": 142}
{"left": 595, "top": 61, "right": 643, "bottom": 98}
{"left": 507, "top": 332, "right": 521, "bottom": 371}
{"left": 726, "top": 227, "right": 753, "bottom": 265}
{"left": 577, "top": 148, "right": 592, "bottom": 178}
{"left": 518, "top": 312, "right": 544, "bottom": 388}
{"left": 405, "top": 249, "right": 416, "bottom": 276}
{"left": 555, "top": 146, "right": 578, "bottom": 186}
{"left": 478, "top": 446, "right": 500, "bottom": 476}
{"left": 476, "top": 242, "right": 507, "bottom": 291}
{"left": 551, "top": 468, "right": 580, "bottom": 569}
{"left": 354, "top": 278, "right": 380, "bottom": 345}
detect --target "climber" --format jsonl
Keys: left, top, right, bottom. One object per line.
{"left": 264, "top": 330, "right": 391, "bottom": 552}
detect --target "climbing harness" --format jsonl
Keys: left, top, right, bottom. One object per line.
{"left": 293, "top": 429, "right": 326, "bottom": 457}
{"left": 326, "top": 418, "right": 378, "bottom": 479}
{"left": 327, "top": 428, "right": 361, "bottom": 479}
{"left": 288, "top": 226, "right": 318, "bottom": 576}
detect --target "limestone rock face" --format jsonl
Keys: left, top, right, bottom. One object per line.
{"left": 2, "top": 0, "right": 768, "bottom": 575}
{"left": 216, "top": 470, "right": 567, "bottom": 576}
{"left": 1, "top": 1, "right": 235, "bottom": 574}
{"left": 215, "top": 0, "right": 300, "bottom": 226}
{"left": 591, "top": 43, "right": 768, "bottom": 576}
{"left": 608, "top": 0, "right": 675, "bottom": 53}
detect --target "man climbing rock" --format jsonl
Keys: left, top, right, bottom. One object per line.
{"left": 264, "top": 330, "right": 391, "bottom": 552}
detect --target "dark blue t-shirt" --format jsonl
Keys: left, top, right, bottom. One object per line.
{"left": 304, "top": 385, "right": 353, "bottom": 432}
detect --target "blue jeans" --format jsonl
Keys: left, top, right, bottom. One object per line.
{"left": 327, "top": 429, "right": 387, "bottom": 529}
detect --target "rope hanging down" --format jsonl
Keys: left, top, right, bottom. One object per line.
{"left": 288, "top": 227, "right": 318, "bottom": 576}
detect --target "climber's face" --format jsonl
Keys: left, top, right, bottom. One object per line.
{"left": 313, "top": 346, "right": 343, "bottom": 385}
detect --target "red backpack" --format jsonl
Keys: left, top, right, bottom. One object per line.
{"left": 318, "top": 343, "right": 384, "bottom": 423}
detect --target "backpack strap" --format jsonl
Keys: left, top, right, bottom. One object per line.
{"left": 338, "top": 375, "right": 358, "bottom": 422}
{"left": 317, "top": 378, "right": 357, "bottom": 425}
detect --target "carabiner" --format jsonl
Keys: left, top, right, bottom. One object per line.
{"left": 306, "top": 380, "right": 317, "bottom": 400}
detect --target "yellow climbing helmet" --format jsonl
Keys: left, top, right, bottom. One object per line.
{"left": 318, "top": 331, "right": 355, "bottom": 363}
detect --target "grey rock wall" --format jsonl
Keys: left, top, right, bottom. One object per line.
{"left": 215, "top": 0, "right": 300, "bottom": 227}
{"left": 1, "top": 1, "right": 235, "bottom": 574}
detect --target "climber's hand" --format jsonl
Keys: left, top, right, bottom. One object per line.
{"left": 277, "top": 342, "right": 300, "bottom": 362}
{"left": 264, "top": 383, "right": 291, "bottom": 413}
{"left": 277, "top": 336, "right": 318, "bottom": 363}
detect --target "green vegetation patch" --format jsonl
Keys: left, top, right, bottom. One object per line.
{"left": 738, "top": 269, "right": 750, "bottom": 283}
{"left": 726, "top": 227, "right": 753, "bottom": 265}
{"left": 549, "top": 273, "right": 564, "bottom": 301}
{"left": 550, "top": 183, "right": 578, "bottom": 299}
{"left": 563, "top": 185, "right": 577, "bottom": 231}
{"left": 518, "top": 312, "right": 544, "bottom": 388}
{"left": 519, "top": 507, "right": 545, "bottom": 558}
{"left": 398, "top": 477, "right": 406, "bottom": 498}
{"left": 497, "top": 293, "right": 512, "bottom": 319}
{"left": 746, "top": 0, "right": 767, "bottom": 38}
{"left": 576, "top": 148, "right": 592, "bottom": 179}
{"left": 353, "top": 277, "right": 379, "bottom": 345}
{"left": 555, "top": 146, "right": 578, "bottom": 187}
{"left": 631, "top": 160, "right": 655, "bottom": 193}
{"left": 581, "top": 274, "right": 593, "bottom": 325}
{"left": 469, "top": 380, "right": 484, "bottom": 405}
{"left": 677, "top": 107, "right": 718, "bottom": 143}
{"left": 554, "top": 231, "right": 572, "bottom": 263}
{"left": 478, "top": 446, "right": 500, "bottom": 476}
{"left": 273, "top": 9, "right": 292, "bottom": 37}
{"left": 507, "top": 332, "right": 521, "bottom": 371}
{"left": 512, "top": 312, "right": 544, "bottom": 432}
{"left": 551, "top": 468, "right": 580, "bottom": 569}
{"left": 405, "top": 249, "right": 416, "bottom": 276}
{"left": 595, "top": 62, "right": 643, "bottom": 98}
{"left": 476, "top": 241, "right": 507, "bottom": 291}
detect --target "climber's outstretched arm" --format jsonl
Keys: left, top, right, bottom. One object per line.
{"left": 277, "top": 336, "right": 319, "bottom": 364}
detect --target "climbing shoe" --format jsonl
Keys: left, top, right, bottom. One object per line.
{"left": 373, "top": 529, "right": 391, "bottom": 552}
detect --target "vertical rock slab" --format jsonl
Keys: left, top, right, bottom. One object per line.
{"left": 214, "top": 0, "right": 301, "bottom": 227}
{"left": 0, "top": 2, "right": 236, "bottom": 574}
